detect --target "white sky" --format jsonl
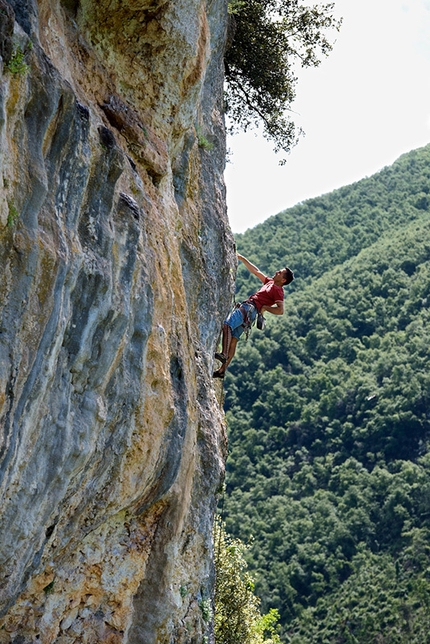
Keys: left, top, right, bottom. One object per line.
{"left": 225, "top": 0, "right": 430, "bottom": 233}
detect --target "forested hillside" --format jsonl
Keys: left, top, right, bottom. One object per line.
{"left": 234, "top": 144, "right": 430, "bottom": 300}
{"left": 223, "top": 144, "right": 430, "bottom": 642}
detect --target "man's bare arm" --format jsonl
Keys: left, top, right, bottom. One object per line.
{"left": 261, "top": 301, "right": 284, "bottom": 315}
{"left": 237, "top": 253, "right": 267, "bottom": 283}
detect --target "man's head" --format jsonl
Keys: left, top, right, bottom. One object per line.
{"left": 273, "top": 267, "right": 294, "bottom": 286}
{"left": 283, "top": 267, "right": 294, "bottom": 285}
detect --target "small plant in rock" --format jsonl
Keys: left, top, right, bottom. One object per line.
{"left": 43, "top": 580, "right": 55, "bottom": 595}
{"left": 7, "top": 202, "right": 19, "bottom": 227}
{"left": 199, "top": 598, "right": 212, "bottom": 623}
{"left": 6, "top": 45, "right": 29, "bottom": 75}
{"left": 196, "top": 126, "right": 214, "bottom": 151}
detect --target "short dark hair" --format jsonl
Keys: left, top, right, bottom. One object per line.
{"left": 283, "top": 267, "right": 294, "bottom": 285}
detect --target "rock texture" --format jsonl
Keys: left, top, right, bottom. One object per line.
{"left": 0, "top": 0, "right": 234, "bottom": 641}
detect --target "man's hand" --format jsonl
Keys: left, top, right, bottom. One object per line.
{"left": 261, "top": 302, "right": 284, "bottom": 316}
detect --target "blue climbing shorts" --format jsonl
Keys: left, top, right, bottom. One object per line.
{"left": 224, "top": 302, "right": 257, "bottom": 339}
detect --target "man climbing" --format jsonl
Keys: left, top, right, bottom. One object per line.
{"left": 213, "top": 253, "right": 294, "bottom": 378}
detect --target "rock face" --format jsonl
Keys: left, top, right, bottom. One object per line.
{"left": 0, "top": 0, "right": 234, "bottom": 641}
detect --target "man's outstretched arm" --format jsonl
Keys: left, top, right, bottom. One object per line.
{"left": 237, "top": 253, "right": 267, "bottom": 283}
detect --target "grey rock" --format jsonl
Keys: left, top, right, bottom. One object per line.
{"left": 0, "top": 0, "right": 234, "bottom": 641}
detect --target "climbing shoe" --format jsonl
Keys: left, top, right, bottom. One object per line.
{"left": 213, "top": 369, "right": 225, "bottom": 379}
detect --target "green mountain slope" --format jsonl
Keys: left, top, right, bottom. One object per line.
{"left": 234, "top": 144, "right": 430, "bottom": 301}
{"left": 223, "top": 145, "right": 430, "bottom": 642}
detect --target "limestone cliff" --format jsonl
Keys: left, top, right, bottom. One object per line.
{"left": 0, "top": 0, "right": 234, "bottom": 641}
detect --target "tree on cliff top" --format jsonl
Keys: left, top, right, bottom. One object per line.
{"left": 225, "top": 0, "right": 342, "bottom": 160}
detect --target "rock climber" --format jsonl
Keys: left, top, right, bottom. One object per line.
{"left": 213, "top": 253, "right": 294, "bottom": 378}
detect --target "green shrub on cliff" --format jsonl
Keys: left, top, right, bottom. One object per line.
{"left": 214, "top": 516, "right": 281, "bottom": 644}
{"left": 225, "top": 0, "right": 341, "bottom": 157}
{"left": 7, "top": 202, "right": 19, "bottom": 227}
{"left": 5, "top": 45, "right": 29, "bottom": 75}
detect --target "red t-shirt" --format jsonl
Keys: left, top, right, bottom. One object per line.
{"left": 249, "top": 277, "right": 284, "bottom": 312}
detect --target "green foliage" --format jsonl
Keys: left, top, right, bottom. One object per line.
{"left": 7, "top": 202, "right": 19, "bottom": 227}
{"left": 225, "top": 0, "right": 341, "bottom": 158}
{"left": 255, "top": 609, "right": 282, "bottom": 644}
{"left": 43, "top": 580, "right": 55, "bottom": 595}
{"left": 287, "top": 544, "right": 430, "bottom": 643}
{"left": 228, "top": 0, "right": 246, "bottom": 15}
{"left": 5, "top": 46, "right": 29, "bottom": 75}
{"left": 199, "top": 598, "right": 213, "bottom": 623}
{"left": 223, "top": 145, "right": 430, "bottom": 641}
{"left": 214, "top": 516, "right": 281, "bottom": 644}
{"left": 196, "top": 126, "right": 214, "bottom": 151}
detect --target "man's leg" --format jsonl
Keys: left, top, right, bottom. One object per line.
{"left": 214, "top": 306, "right": 244, "bottom": 377}
{"left": 213, "top": 337, "right": 239, "bottom": 377}
{"left": 224, "top": 337, "right": 238, "bottom": 370}
{"left": 215, "top": 323, "right": 232, "bottom": 363}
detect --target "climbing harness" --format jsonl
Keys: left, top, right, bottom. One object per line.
{"left": 236, "top": 299, "right": 258, "bottom": 341}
